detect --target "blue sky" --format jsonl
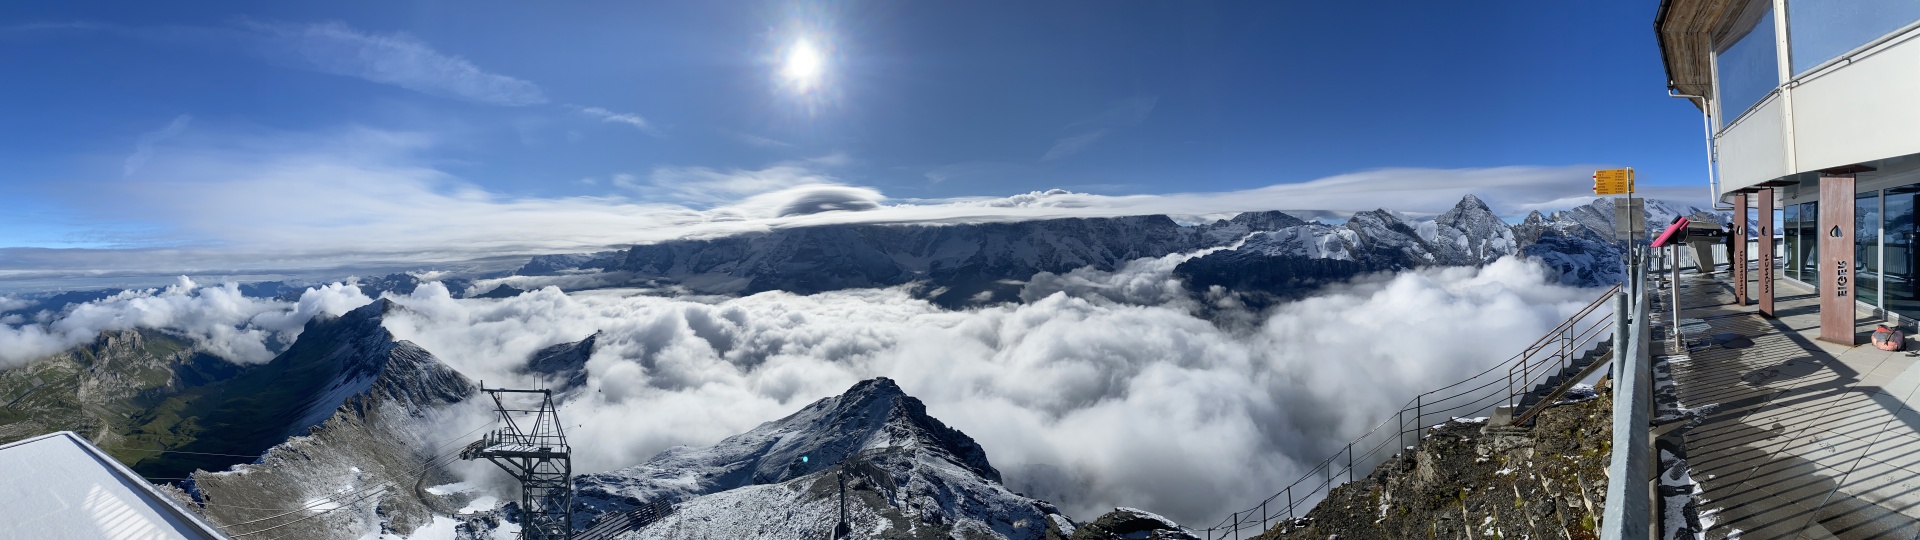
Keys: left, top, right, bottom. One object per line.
{"left": 0, "top": 1, "right": 1706, "bottom": 283}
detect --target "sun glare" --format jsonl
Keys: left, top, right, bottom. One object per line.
{"left": 780, "top": 39, "right": 825, "bottom": 91}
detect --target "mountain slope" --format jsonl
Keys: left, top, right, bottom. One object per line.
{"left": 0, "top": 329, "right": 246, "bottom": 452}
{"left": 183, "top": 299, "right": 479, "bottom": 540}
{"left": 571, "top": 378, "right": 1072, "bottom": 540}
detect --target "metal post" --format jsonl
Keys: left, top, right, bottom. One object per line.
{"left": 1346, "top": 443, "right": 1354, "bottom": 483}
{"left": 1415, "top": 395, "right": 1423, "bottom": 439}
{"left": 1614, "top": 292, "right": 1629, "bottom": 380}
{"left": 1287, "top": 486, "right": 1294, "bottom": 523}
{"left": 1232, "top": 512, "right": 1239, "bottom": 540}
{"left": 1397, "top": 410, "right": 1405, "bottom": 449}
{"left": 1672, "top": 243, "right": 1682, "bottom": 348}
{"left": 1262, "top": 501, "right": 1268, "bottom": 530}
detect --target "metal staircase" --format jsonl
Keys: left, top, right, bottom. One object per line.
{"left": 1494, "top": 341, "right": 1613, "bottom": 426}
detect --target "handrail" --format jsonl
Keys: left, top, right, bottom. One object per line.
{"left": 1197, "top": 280, "right": 1628, "bottom": 539}
{"left": 1601, "top": 249, "right": 1654, "bottom": 539}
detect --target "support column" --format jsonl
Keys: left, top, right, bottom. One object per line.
{"left": 1759, "top": 189, "right": 1777, "bottom": 318}
{"left": 1819, "top": 176, "right": 1856, "bottom": 345}
{"left": 1734, "top": 193, "right": 1749, "bottom": 306}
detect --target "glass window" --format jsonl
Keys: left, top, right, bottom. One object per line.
{"left": 1789, "top": 0, "right": 1920, "bottom": 74}
{"left": 1785, "top": 203, "right": 1801, "bottom": 281}
{"left": 1859, "top": 192, "right": 1882, "bottom": 307}
{"left": 1717, "top": 7, "right": 1782, "bottom": 120}
{"left": 1886, "top": 185, "right": 1920, "bottom": 319}
{"left": 1800, "top": 202, "right": 1821, "bottom": 284}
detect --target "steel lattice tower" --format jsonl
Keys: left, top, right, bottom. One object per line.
{"left": 462, "top": 387, "right": 574, "bottom": 540}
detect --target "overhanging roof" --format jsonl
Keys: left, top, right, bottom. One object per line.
{"left": 1655, "top": 0, "right": 1743, "bottom": 110}
{"left": 0, "top": 432, "right": 228, "bottom": 539}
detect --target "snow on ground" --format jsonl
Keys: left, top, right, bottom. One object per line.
{"left": 424, "top": 481, "right": 475, "bottom": 496}
{"left": 458, "top": 495, "right": 498, "bottom": 515}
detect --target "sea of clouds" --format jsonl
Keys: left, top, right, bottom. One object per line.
{"left": 0, "top": 253, "right": 1606, "bottom": 525}
{"left": 0, "top": 277, "right": 371, "bottom": 366}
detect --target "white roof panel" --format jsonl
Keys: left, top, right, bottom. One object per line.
{"left": 0, "top": 432, "right": 227, "bottom": 540}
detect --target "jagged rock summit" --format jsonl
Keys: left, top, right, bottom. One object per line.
{"left": 183, "top": 298, "right": 479, "bottom": 540}
{"left": 571, "top": 377, "right": 1078, "bottom": 539}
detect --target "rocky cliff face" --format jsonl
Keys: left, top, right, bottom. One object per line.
{"left": 569, "top": 377, "right": 1074, "bottom": 540}
{"left": 1254, "top": 393, "right": 1613, "bottom": 540}
{"left": 179, "top": 299, "right": 478, "bottom": 540}
{"left": 0, "top": 329, "right": 243, "bottom": 450}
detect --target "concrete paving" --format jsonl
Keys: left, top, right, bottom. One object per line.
{"left": 1666, "top": 273, "right": 1920, "bottom": 539}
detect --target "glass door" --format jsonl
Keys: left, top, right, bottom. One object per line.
{"left": 1886, "top": 185, "right": 1920, "bottom": 319}
{"left": 1859, "top": 192, "right": 1883, "bottom": 308}
{"left": 1800, "top": 202, "right": 1820, "bottom": 287}
{"left": 1785, "top": 203, "right": 1800, "bottom": 281}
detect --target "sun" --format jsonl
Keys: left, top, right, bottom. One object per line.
{"left": 780, "top": 39, "right": 825, "bottom": 91}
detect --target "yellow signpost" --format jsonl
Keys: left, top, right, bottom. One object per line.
{"left": 1592, "top": 167, "right": 1635, "bottom": 195}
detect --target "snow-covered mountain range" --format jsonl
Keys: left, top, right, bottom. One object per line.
{"left": 518, "top": 195, "right": 1721, "bottom": 303}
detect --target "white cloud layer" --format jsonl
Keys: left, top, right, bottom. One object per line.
{"left": 0, "top": 121, "right": 1696, "bottom": 290}
{"left": 0, "top": 247, "right": 1605, "bottom": 527}
{"left": 374, "top": 255, "right": 1603, "bottom": 525}
{"left": 0, "top": 277, "right": 373, "bottom": 368}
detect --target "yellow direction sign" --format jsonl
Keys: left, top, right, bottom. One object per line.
{"left": 1593, "top": 168, "right": 1634, "bottom": 195}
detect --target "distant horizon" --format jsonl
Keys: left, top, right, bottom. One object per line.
{"left": 0, "top": 189, "right": 1707, "bottom": 293}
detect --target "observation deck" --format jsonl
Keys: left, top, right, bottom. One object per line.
{"left": 1668, "top": 270, "right": 1920, "bottom": 538}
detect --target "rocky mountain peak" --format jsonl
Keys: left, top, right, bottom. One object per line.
{"left": 572, "top": 377, "right": 1064, "bottom": 539}
{"left": 575, "top": 377, "right": 1007, "bottom": 517}
{"left": 1436, "top": 194, "right": 1498, "bottom": 227}
{"left": 1224, "top": 210, "right": 1308, "bottom": 230}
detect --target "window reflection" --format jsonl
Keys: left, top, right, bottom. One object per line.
{"left": 1859, "top": 191, "right": 1882, "bottom": 308}
{"left": 1886, "top": 185, "right": 1920, "bottom": 319}
{"left": 1716, "top": 8, "right": 1781, "bottom": 120}
{"left": 1788, "top": 0, "right": 1920, "bottom": 74}
{"left": 1785, "top": 202, "right": 1800, "bottom": 281}
{"left": 1800, "top": 201, "right": 1821, "bottom": 286}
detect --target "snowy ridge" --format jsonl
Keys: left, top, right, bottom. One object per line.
{"left": 1179, "top": 195, "right": 1724, "bottom": 290}
{"left": 188, "top": 298, "right": 479, "bottom": 540}
{"left": 573, "top": 378, "right": 1068, "bottom": 539}
{"left": 515, "top": 195, "right": 1713, "bottom": 298}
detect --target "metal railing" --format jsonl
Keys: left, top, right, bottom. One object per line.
{"left": 1507, "top": 283, "right": 1623, "bottom": 409}
{"left": 1197, "top": 281, "right": 1627, "bottom": 539}
{"left": 1600, "top": 248, "right": 1655, "bottom": 539}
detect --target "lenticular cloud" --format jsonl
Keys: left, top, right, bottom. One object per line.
{"left": 378, "top": 255, "right": 1602, "bottom": 524}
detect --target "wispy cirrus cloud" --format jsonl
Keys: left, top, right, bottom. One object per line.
{"left": 247, "top": 21, "right": 546, "bottom": 106}
{"left": 4, "top": 20, "right": 545, "bottom": 106}
{"left": 124, "top": 114, "right": 192, "bottom": 177}
{"left": 1042, "top": 95, "right": 1158, "bottom": 162}
{"left": 572, "top": 105, "right": 653, "bottom": 132}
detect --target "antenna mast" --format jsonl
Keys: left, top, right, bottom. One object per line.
{"left": 462, "top": 386, "right": 574, "bottom": 540}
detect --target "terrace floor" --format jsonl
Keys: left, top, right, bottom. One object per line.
{"left": 1668, "top": 272, "right": 1920, "bottom": 539}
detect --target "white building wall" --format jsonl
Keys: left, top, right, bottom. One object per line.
{"left": 1792, "top": 34, "right": 1920, "bottom": 173}
{"left": 1713, "top": 25, "right": 1920, "bottom": 198}
{"left": 1718, "top": 97, "right": 1790, "bottom": 191}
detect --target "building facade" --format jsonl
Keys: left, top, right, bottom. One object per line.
{"left": 1658, "top": 0, "right": 1920, "bottom": 341}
